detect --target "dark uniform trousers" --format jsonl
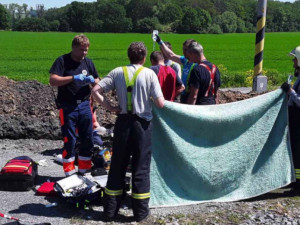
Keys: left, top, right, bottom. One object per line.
{"left": 289, "top": 106, "right": 300, "bottom": 184}
{"left": 104, "top": 114, "right": 152, "bottom": 221}
{"left": 59, "top": 100, "right": 94, "bottom": 176}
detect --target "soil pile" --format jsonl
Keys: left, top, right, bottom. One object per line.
{"left": 0, "top": 76, "right": 261, "bottom": 140}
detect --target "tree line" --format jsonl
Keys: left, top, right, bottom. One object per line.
{"left": 1, "top": 0, "right": 300, "bottom": 33}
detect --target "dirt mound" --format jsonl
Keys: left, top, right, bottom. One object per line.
{"left": 0, "top": 76, "right": 261, "bottom": 139}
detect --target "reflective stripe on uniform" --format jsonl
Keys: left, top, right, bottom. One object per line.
{"left": 65, "top": 169, "right": 76, "bottom": 176}
{"left": 78, "top": 156, "right": 92, "bottom": 170}
{"left": 122, "top": 66, "right": 144, "bottom": 112}
{"left": 105, "top": 187, "right": 123, "bottom": 196}
{"left": 132, "top": 192, "right": 150, "bottom": 199}
{"left": 63, "top": 156, "right": 75, "bottom": 163}
{"left": 63, "top": 161, "right": 75, "bottom": 173}
{"left": 296, "top": 168, "right": 300, "bottom": 179}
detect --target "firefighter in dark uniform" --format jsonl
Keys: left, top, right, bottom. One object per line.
{"left": 92, "top": 42, "right": 165, "bottom": 222}
{"left": 49, "top": 34, "right": 100, "bottom": 176}
{"left": 184, "top": 41, "right": 221, "bottom": 105}
{"left": 281, "top": 46, "right": 300, "bottom": 189}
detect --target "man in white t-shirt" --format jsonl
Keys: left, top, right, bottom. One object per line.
{"left": 92, "top": 42, "right": 164, "bottom": 222}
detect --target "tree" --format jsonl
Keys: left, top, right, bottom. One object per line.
{"left": 208, "top": 24, "right": 222, "bottom": 34}
{"left": 15, "top": 17, "right": 50, "bottom": 31}
{"left": 126, "top": 0, "right": 161, "bottom": 25}
{"left": 136, "top": 17, "right": 160, "bottom": 33}
{"left": 49, "top": 20, "right": 60, "bottom": 31}
{"left": 236, "top": 18, "right": 247, "bottom": 33}
{"left": 0, "top": 4, "right": 10, "bottom": 30}
{"left": 98, "top": 2, "right": 132, "bottom": 32}
{"left": 66, "top": 2, "right": 97, "bottom": 32}
{"left": 22, "top": 4, "right": 28, "bottom": 18}
{"left": 158, "top": 3, "right": 182, "bottom": 25}
{"left": 36, "top": 4, "right": 45, "bottom": 18}
{"left": 215, "top": 11, "right": 238, "bottom": 33}
{"left": 176, "top": 7, "right": 211, "bottom": 33}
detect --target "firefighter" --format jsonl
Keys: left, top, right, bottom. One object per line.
{"left": 184, "top": 41, "right": 221, "bottom": 105}
{"left": 92, "top": 42, "right": 165, "bottom": 222}
{"left": 156, "top": 35, "right": 196, "bottom": 103}
{"left": 281, "top": 46, "right": 300, "bottom": 189}
{"left": 49, "top": 34, "right": 100, "bottom": 176}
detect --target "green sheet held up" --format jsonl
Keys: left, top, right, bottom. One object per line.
{"left": 150, "top": 89, "right": 294, "bottom": 207}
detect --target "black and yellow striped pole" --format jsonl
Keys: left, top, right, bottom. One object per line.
{"left": 253, "top": 0, "right": 268, "bottom": 93}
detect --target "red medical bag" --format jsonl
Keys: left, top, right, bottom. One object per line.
{"left": 0, "top": 156, "right": 38, "bottom": 191}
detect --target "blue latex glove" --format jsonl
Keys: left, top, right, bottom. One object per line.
{"left": 73, "top": 74, "right": 86, "bottom": 82}
{"left": 85, "top": 75, "right": 95, "bottom": 84}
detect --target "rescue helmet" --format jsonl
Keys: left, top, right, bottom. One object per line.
{"left": 289, "top": 46, "right": 300, "bottom": 67}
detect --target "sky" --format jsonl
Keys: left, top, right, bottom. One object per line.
{"left": 0, "top": 0, "right": 96, "bottom": 9}
{"left": 0, "top": 0, "right": 297, "bottom": 10}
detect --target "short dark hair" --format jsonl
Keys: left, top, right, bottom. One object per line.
{"left": 72, "top": 34, "right": 90, "bottom": 47}
{"left": 183, "top": 39, "right": 196, "bottom": 48}
{"left": 164, "top": 41, "right": 172, "bottom": 50}
{"left": 128, "top": 42, "right": 147, "bottom": 64}
{"left": 150, "top": 51, "right": 164, "bottom": 63}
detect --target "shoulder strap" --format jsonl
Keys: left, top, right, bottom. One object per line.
{"left": 122, "top": 66, "right": 144, "bottom": 112}
{"left": 200, "top": 63, "right": 217, "bottom": 97}
{"left": 185, "top": 63, "right": 196, "bottom": 93}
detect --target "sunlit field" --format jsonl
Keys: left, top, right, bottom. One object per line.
{"left": 0, "top": 31, "right": 299, "bottom": 85}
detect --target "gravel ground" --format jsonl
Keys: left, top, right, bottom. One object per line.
{"left": 2, "top": 77, "right": 298, "bottom": 225}
{"left": 1, "top": 139, "right": 300, "bottom": 225}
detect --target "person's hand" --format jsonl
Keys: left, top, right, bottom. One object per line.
{"left": 155, "top": 34, "right": 161, "bottom": 43}
{"left": 85, "top": 75, "right": 95, "bottom": 84}
{"left": 73, "top": 74, "right": 85, "bottom": 82}
{"left": 281, "top": 82, "right": 291, "bottom": 93}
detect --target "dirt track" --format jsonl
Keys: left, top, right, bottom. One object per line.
{"left": 3, "top": 77, "right": 300, "bottom": 225}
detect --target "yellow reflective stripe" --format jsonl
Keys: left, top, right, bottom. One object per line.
{"left": 105, "top": 187, "right": 123, "bottom": 196}
{"left": 122, "top": 66, "right": 144, "bottom": 112}
{"left": 123, "top": 66, "right": 131, "bottom": 111}
{"left": 130, "top": 67, "right": 144, "bottom": 86}
{"left": 123, "top": 66, "right": 129, "bottom": 85}
{"left": 295, "top": 169, "right": 300, "bottom": 172}
{"left": 127, "top": 92, "right": 132, "bottom": 111}
{"left": 185, "top": 63, "right": 196, "bottom": 93}
{"left": 132, "top": 192, "right": 150, "bottom": 199}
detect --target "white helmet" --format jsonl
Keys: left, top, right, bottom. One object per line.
{"left": 289, "top": 46, "right": 300, "bottom": 67}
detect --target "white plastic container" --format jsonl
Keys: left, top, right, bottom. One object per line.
{"left": 152, "top": 30, "right": 158, "bottom": 42}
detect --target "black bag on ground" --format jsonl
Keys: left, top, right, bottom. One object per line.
{"left": 0, "top": 156, "right": 38, "bottom": 191}
{"left": 54, "top": 174, "right": 104, "bottom": 209}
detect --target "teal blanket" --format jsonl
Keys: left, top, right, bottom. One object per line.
{"left": 150, "top": 89, "right": 294, "bottom": 207}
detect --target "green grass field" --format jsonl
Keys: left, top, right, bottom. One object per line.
{"left": 0, "top": 31, "right": 299, "bottom": 86}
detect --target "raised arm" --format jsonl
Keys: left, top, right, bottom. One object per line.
{"left": 156, "top": 35, "right": 182, "bottom": 65}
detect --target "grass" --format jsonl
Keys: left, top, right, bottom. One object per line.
{"left": 0, "top": 31, "right": 299, "bottom": 86}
